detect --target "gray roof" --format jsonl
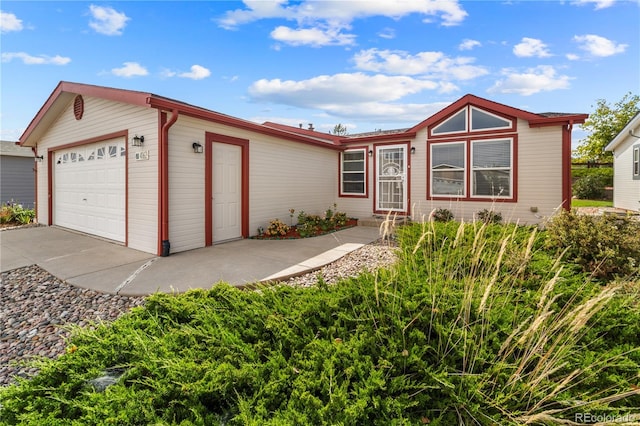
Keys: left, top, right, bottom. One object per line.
{"left": 0, "top": 141, "right": 33, "bottom": 158}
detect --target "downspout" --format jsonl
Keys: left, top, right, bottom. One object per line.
{"left": 562, "top": 121, "right": 574, "bottom": 211}
{"left": 160, "top": 109, "right": 179, "bottom": 256}
{"left": 31, "top": 147, "right": 38, "bottom": 220}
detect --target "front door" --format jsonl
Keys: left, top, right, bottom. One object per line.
{"left": 376, "top": 145, "right": 407, "bottom": 213}
{"left": 212, "top": 142, "right": 242, "bottom": 242}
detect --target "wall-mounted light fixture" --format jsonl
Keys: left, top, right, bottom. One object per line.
{"left": 131, "top": 135, "right": 144, "bottom": 147}
{"left": 410, "top": 147, "right": 416, "bottom": 155}
{"left": 368, "top": 149, "right": 373, "bottom": 157}
{"left": 192, "top": 142, "right": 203, "bottom": 154}
{"left": 34, "top": 155, "right": 44, "bottom": 162}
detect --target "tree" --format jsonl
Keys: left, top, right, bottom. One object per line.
{"left": 332, "top": 123, "right": 348, "bottom": 136}
{"left": 575, "top": 92, "right": 640, "bottom": 162}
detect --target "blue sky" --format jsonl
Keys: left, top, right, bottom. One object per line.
{"left": 1, "top": 1, "right": 638, "bottom": 150}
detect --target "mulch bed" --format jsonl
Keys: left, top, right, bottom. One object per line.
{"left": 253, "top": 219, "right": 358, "bottom": 240}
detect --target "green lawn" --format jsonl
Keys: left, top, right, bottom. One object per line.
{"left": 571, "top": 198, "right": 613, "bottom": 208}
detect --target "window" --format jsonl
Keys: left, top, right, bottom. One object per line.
{"left": 431, "top": 142, "right": 465, "bottom": 196}
{"left": 432, "top": 109, "right": 467, "bottom": 135}
{"left": 470, "top": 107, "right": 511, "bottom": 131}
{"left": 341, "top": 149, "right": 366, "bottom": 195}
{"left": 472, "top": 139, "right": 512, "bottom": 197}
{"left": 634, "top": 145, "right": 640, "bottom": 178}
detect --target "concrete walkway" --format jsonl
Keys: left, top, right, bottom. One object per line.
{"left": 0, "top": 225, "right": 381, "bottom": 296}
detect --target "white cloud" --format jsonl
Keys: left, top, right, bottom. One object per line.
{"left": 566, "top": 53, "right": 580, "bottom": 61}
{"left": 573, "top": 34, "right": 627, "bottom": 57}
{"left": 352, "top": 48, "right": 488, "bottom": 81}
{"left": 219, "top": 0, "right": 467, "bottom": 29}
{"left": 488, "top": 65, "right": 572, "bottom": 96}
{"left": 513, "top": 37, "right": 552, "bottom": 58}
{"left": 248, "top": 72, "right": 458, "bottom": 121}
{"left": 1, "top": 52, "right": 71, "bottom": 65}
{"left": 111, "top": 62, "right": 148, "bottom": 77}
{"left": 271, "top": 25, "right": 356, "bottom": 47}
{"left": 218, "top": 1, "right": 467, "bottom": 46}
{"left": 0, "top": 11, "right": 23, "bottom": 33}
{"left": 573, "top": 0, "right": 617, "bottom": 10}
{"left": 378, "top": 27, "right": 396, "bottom": 39}
{"left": 89, "top": 5, "right": 129, "bottom": 35}
{"left": 249, "top": 72, "right": 441, "bottom": 105}
{"left": 178, "top": 65, "right": 211, "bottom": 80}
{"left": 459, "top": 39, "right": 481, "bottom": 51}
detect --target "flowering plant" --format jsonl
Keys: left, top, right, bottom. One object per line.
{"left": 264, "top": 219, "right": 290, "bottom": 236}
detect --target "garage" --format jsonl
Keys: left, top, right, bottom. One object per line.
{"left": 53, "top": 138, "right": 126, "bottom": 242}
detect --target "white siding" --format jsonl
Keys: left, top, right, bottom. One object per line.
{"left": 167, "top": 120, "right": 206, "bottom": 252}
{"left": 167, "top": 116, "right": 338, "bottom": 252}
{"left": 612, "top": 135, "right": 640, "bottom": 212}
{"left": 339, "top": 120, "right": 566, "bottom": 224}
{"left": 34, "top": 95, "right": 159, "bottom": 254}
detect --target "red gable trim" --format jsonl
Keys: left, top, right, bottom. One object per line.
{"left": 409, "top": 94, "right": 587, "bottom": 132}
{"left": 20, "top": 81, "right": 343, "bottom": 151}
{"left": 262, "top": 122, "right": 342, "bottom": 144}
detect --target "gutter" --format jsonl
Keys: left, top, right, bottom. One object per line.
{"left": 562, "top": 120, "right": 574, "bottom": 211}
{"left": 159, "top": 108, "right": 179, "bottom": 256}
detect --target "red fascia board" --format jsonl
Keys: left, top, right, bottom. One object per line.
{"left": 148, "top": 97, "right": 343, "bottom": 151}
{"left": 409, "top": 94, "right": 548, "bottom": 133}
{"left": 339, "top": 132, "right": 417, "bottom": 144}
{"left": 19, "top": 81, "right": 153, "bottom": 145}
{"left": 262, "top": 122, "right": 342, "bottom": 143}
{"left": 528, "top": 114, "right": 589, "bottom": 127}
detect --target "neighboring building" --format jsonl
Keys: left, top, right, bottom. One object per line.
{"left": 19, "top": 81, "right": 587, "bottom": 256}
{"left": 0, "top": 140, "right": 35, "bottom": 208}
{"left": 605, "top": 112, "right": 640, "bottom": 212}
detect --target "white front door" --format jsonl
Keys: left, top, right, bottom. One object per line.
{"left": 54, "top": 139, "right": 126, "bottom": 242}
{"left": 376, "top": 145, "right": 407, "bottom": 213}
{"left": 212, "top": 143, "right": 242, "bottom": 242}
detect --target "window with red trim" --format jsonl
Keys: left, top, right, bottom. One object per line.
{"left": 340, "top": 148, "right": 367, "bottom": 196}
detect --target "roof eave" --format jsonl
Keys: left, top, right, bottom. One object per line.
{"left": 605, "top": 111, "right": 640, "bottom": 152}
{"left": 148, "top": 97, "right": 343, "bottom": 151}
{"left": 19, "top": 81, "right": 153, "bottom": 147}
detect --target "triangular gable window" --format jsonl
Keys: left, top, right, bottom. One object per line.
{"left": 432, "top": 109, "right": 467, "bottom": 135}
{"left": 470, "top": 107, "right": 511, "bottom": 131}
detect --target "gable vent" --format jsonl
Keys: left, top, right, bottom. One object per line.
{"left": 73, "top": 95, "right": 84, "bottom": 120}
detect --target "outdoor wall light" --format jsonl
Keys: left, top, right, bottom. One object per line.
{"left": 411, "top": 146, "right": 416, "bottom": 155}
{"left": 34, "top": 155, "right": 44, "bottom": 162}
{"left": 192, "top": 142, "right": 203, "bottom": 154}
{"left": 368, "top": 149, "right": 373, "bottom": 157}
{"left": 131, "top": 135, "right": 144, "bottom": 147}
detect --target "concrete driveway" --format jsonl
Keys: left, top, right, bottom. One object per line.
{"left": 0, "top": 225, "right": 381, "bottom": 296}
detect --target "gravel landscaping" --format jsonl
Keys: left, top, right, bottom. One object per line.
{"left": 0, "top": 240, "right": 398, "bottom": 387}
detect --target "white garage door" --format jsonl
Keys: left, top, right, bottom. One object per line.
{"left": 54, "top": 139, "right": 126, "bottom": 242}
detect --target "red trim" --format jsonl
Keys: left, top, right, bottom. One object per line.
{"left": 338, "top": 146, "right": 369, "bottom": 198}
{"left": 45, "top": 130, "right": 130, "bottom": 243}
{"left": 204, "top": 138, "right": 213, "bottom": 246}
{"left": 20, "top": 81, "right": 345, "bottom": 153}
{"left": 372, "top": 141, "right": 411, "bottom": 215}
{"left": 47, "top": 151, "right": 53, "bottom": 225}
{"left": 262, "top": 122, "right": 342, "bottom": 144}
{"left": 157, "top": 112, "right": 166, "bottom": 255}
{"left": 159, "top": 109, "right": 179, "bottom": 255}
{"left": 562, "top": 124, "right": 572, "bottom": 210}
{"left": 426, "top": 135, "right": 518, "bottom": 203}
{"left": 124, "top": 131, "right": 129, "bottom": 247}
{"left": 339, "top": 132, "right": 418, "bottom": 144}
{"left": 50, "top": 130, "right": 128, "bottom": 151}
{"left": 428, "top": 106, "right": 517, "bottom": 139}
{"left": 31, "top": 147, "right": 38, "bottom": 220}
{"left": 205, "top": 132, "right": 250, "bottom": 245}
{"left": 149, "top": 97, "right": 342, "bottom": 151}
{"left": 410, "top": 94, "right": 587, "bottom": 134}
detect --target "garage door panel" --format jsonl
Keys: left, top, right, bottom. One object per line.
{"left": 54, "top": 139, "right": 125, "bottom": 242}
